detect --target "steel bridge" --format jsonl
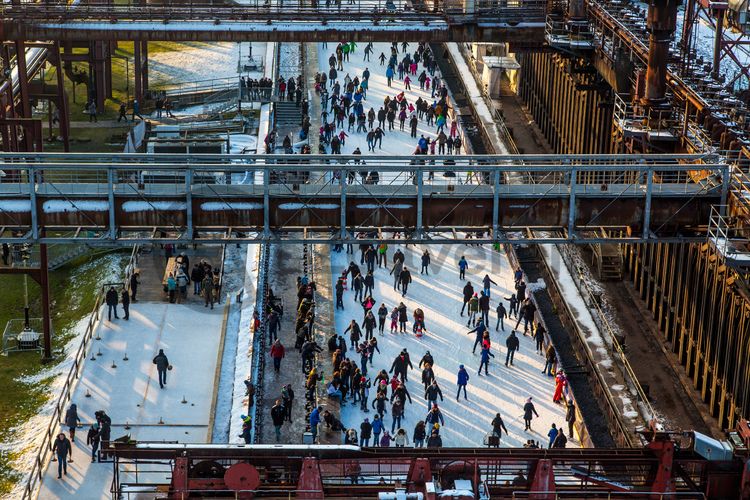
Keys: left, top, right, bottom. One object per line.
{"left": 107, "top": 439, "right": 749, "bottom": 499}
{"left": 0, "top": 153, "right": 728, "bottom": 245}
{"left": 0, "top": 0, "right": 546, "bottom": 44}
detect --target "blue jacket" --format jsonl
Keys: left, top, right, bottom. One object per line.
{"left": 480, "top": 348, "right": 495, "bottom": 363}
{"left": 386, "top": 67, "right": 394, "bottom": 79}
{"left": 372, "top": 418, "right": 384, "bottom": 434}
{"left": 457, "top": 368, "right": 469, "bottom": 386}
{"left": 310, "top": 408, "right": 320, "bottom": 427}
{"left": 468, "top": 322, "right": 487, "bottom": 338}
{"left": 458, "top": 258, "right": 468, "bottom": 270}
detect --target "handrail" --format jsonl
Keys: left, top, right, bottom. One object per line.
{"left": 556, "top": 242, "right": 656, "bottom": 424}
{"left": 21, "top": 245, "right": 138, "bottom": 500}
{"left": 22, "top": 290, "right": 103, "bottom": 500}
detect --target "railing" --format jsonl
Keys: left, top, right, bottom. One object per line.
{"left": 556, "top": 241, "right": 657, "bottom": 426}
{"left": 250, "top": 243, "right": 269, "bottom": 443}
{"left": 22, "top": 290, "right": 104, "bottom": 500}
{"left": 159, "top": 76, "right": 239, "bottom": 98}
{"left": 21, "top": 245, "right": 138, "bottom": 500}
{"left": 0, "top": 0, "right": 549, "bottom": 21}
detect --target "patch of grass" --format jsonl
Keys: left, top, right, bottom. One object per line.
{"left": 0, "top": 252, "right": 128, "bottom": 496}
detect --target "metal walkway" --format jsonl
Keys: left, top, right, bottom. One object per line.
{"left": 0, "top": 1, "right": 546, "bottom": 44}
{"left": 0, "top": 153, "right": 728, "bottom": 245}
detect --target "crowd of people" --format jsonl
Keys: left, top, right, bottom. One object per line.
{"left": 253, "top": 237, "right": 578, "bottom": 449}
{"left": 312, "top": 41, "right": 464, "bottom": 159}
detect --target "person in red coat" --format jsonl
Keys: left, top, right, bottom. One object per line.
{"left": 270, "top": 339, "right": 285, "bottom": 373}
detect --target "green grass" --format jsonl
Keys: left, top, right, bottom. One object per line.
{"left": 0, "top": 252, "right": 128, "bottom": 496}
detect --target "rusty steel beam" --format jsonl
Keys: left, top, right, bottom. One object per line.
{"left": 0, "top": 21, "right": 545, "bottom": 45}
{"left": 642, "top": 0, "right": 679, "bottom": 107}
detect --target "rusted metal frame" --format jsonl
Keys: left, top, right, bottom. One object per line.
{"left": 52, "top": 43, "right": 70, "bottom": 152}
{"left": 700, "top": 248, "right": 722, "bottom": 403}
{"left": 342, "top": 173, "right": 414, "bottom": 234}
{"left": 271, "top": 171, "right": 341, "bottom": 233}
{"left": 339, "top": 169, "right": 346, "bottom": 241}
{"left": 693, "top": 244, "right": 712, "bottom": 390}
{"left": 718, "top": 292, "right": 739, "bottom": 426}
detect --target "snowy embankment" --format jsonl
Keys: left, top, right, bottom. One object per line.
{"left": 1, "top": 255, "right": 126, "bottom": 500}
{"left": 149, "top": 42, "right": 266, "bottom": 87}
{"left": 211, "top": 244, "right": 251, "bottom": 442}
{"left": 445, "top": 43, "right": 510, "bottom": 155}
{"left": 228, "top": 244, "right": 260, "bottom": 442}
{"left": 537, "top": 244, "right": 644, "bottom": 428}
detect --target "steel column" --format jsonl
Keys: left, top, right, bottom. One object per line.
{"left": 492, "top": 169, "right": 500, "bottom": 238}
{"left": 29, "top": 167, "right": 38, "bottom": 240}
{"left": 643, "top": 168, "right": 653, "bottom": 239}
{"left": 185, "top": 169, "right": 193, "bottom": 240}
{"left": 39, "top": 240, "right": 52, "bottom": 361}
{"left": 712, "top": 9, "right": 725, "bottom": 80}
{"left": 568, "top": 168, "right": 577, "bottom": 238}
{"left": 416, "top": 168, "right": 423, "bottom": 238}
{"left": 263, "top": 168, "right": 270, "bottom": 239}
{"left": 134, "top": 41, "right": 143, "bottom": 104}
{"left": 642, "top": 0, "right": 679, "bottom": 106}
{"left": 340, "top": 170, "right": 347, "bottom": 240}
{"left": 107, "top": 168, "right": 116, "bottom": 241}
{"left": 53, "top": 43, "right": 70, "bottom": 152}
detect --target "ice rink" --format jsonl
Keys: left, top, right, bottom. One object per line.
{"left": 329, "top": 242, "right": 571, "bottom": 448}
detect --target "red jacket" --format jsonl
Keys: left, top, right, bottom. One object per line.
{"left": 270, "top": 343, "right": 285, "bottom": 359}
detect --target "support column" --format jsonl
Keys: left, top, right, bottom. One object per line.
{"left": 712, "top": 9, "right": 725, "bottom": 80}
{"left": 14, "top": 40, "right": 34, "bottom": 152}
{"left": 39, "top": 242, "right": 52, "bottom": 361}
{"left": 91, "top": 41, "right": 107, "bottom": 112}
{"left": 141, "top": 41, "right": 149, "bottom": 99}
{"left": 642, "top": 0, "right": 679, "bottom": 108}
{"left": 529, "top": 459, "right": 555, "bottom": 499}
{"left": 53, "top": 43, "right": 70, "bottom": 152}
{"left": 134, "top": 41, "right": 143, "bottom": 104}
{"left": 297, "top": 457, "right": 324, "bottom": 499}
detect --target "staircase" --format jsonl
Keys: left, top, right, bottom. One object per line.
{"left": 48, "top": 245, "right": 91, "bottom": 271}
{"left": 592, "top": 243, "right": 623, "bottom": 281}
{"left": 274, "top": 101, "right": 301, "bottom": 128}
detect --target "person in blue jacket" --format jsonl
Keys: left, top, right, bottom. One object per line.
{"left": 458, "top": 256, "right": 468, "bottom": 280}
{"left": 371, "top": 414, "right": 384, "bottom": 446}
{"left": 385, "top": 66, "right": 394, "bottom": 87}
{"left": 310, "top": 406, "right": 322, "bottom": 443}
{"left": 478, "top": 345, "right": 495, "bottom": 376}
{"left": 456, "top": 364, "right": 470, "bottom": 400}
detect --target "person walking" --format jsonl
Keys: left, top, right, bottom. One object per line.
{"left": 496, "top": 302, "right": 507, "bottom": 332}
{"left": 413, "top": 421, "right": 426, "bottom": 447}
{"left": 523, "top": 397, "right": 540, "bottom": 431}
{"left": 130, "top": 271, "right": 140, "bottom": 302}
{"left": 482, "top": 274, "right": 497, "bottom": 297}
{"left": 478, "top": 345, "right": 495, "bottom": 376}
{"left": 543, "top": 344, "right": 556, "bottom": 376}
{"left": 106, "top": 286, "right": 119, "bottom": 321}
{"left": 281, "top": 384, "right": 294, "bottom": 423}
{"left": 467, "top": 319, "right": 487, "bottom": 354}
{"left": 424, "top": 380, "right": 444, "bottom": 410}
{"left": 86, "top": 423, "right": 100, "bottom": 462}
{"left": 121, "top": 288, "right": 130, "bottom": 320}
{"left": 390, "top": 258, "right": 404, "bottom": 292}
{"left": 534, "top": 323, "right": 546, "bottom": 353}
{"left": 270, "top": 339, "right": 285, "bottom": 373}
{"left": 565, "top": 398, "right": 577, "bottom": 439}
{"left": 152, "top": 348, "right": 170, "bottom": 389}
{"left": 547, "top": 423, "right": 558, "bottom": 449}
{"left": 479, "top": 291, "right": 490, "bottom": 325}
{"left": 456, "top": 364, "right": 469, "bottom": 400}
{"left": 360, "top": 418, "right": 373, "bottom": 446}
{"left": 371, "top": 414, "right": 384, "bottom": 446}
{"left": 64, "top": 404, "right": 81, "bottom": 443}
{"left": 271, "top": 399, "right": 286, "bottom": 442}
{"left": 490, "top": 413, "right": 508, "bottom": 448}
{"left": 391, "top": 396, "right": 405, "bottom": 433}
{"left": 377, "top": 303, "right": 388, "bottom": 335}
{"left": 458, "top": 255, "right": 468, "bottom": 280}
{"left": 310, "top": 406, "right": 322, "bottom": 443}
{"left": 202, "top": 274, "right": 215, "bottom": 309}
{"left": 425, "top": 404, "right": 445, "bottom": 428}
{"left": 505, "top": 330, "right": 520, "bottom": 367}
{"left": 399, "top": 266, "right": 412, "bottom": 297}
{"left": 52, "top": 433, "right": 73, "bottom": 479}
{"left": 461, "top": 281, "right": 474, "bottom": 316}
{"left": 420, "top": 250, "right": 430, "bottom": 275}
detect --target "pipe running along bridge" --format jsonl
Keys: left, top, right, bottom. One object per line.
{"left": 0, "top": 153, "right": 730, "bottom": 245}
{"left": 0, "top": 0, "right": 545, "bottom": 44}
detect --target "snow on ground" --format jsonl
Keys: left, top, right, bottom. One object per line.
{"left": 149, "top": 42, "right": 267, "bottom": 87}
{"left": 228, "top": 244, "right": 260, "bottom": 442}
{"left": 212, "top": 245, "right": 250, "bottom": 442}
{"left": 330, "top": 243, "right": 570, "bottom": 448}
{"left": 316, "top": 42, "right": 464, "bottom": 162}
{"left": 37, "top": 301, "right": 224, "bottom": 500}
{"left": 2, "top": 255, "right": 125, "bottom": 500}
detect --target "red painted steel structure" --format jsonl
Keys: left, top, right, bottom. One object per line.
{"left": 108, "top": 435, "right": 750, "bottom": 499}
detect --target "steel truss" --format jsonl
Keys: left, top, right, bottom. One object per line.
{"left": 0, "top": 0, "right": 546, "bottom": 44}
{"left": 107, "top": 439, "right": 748, "bottom": 499}
{"left": 0, "top": 153, "right": 728, "bottom": 245}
